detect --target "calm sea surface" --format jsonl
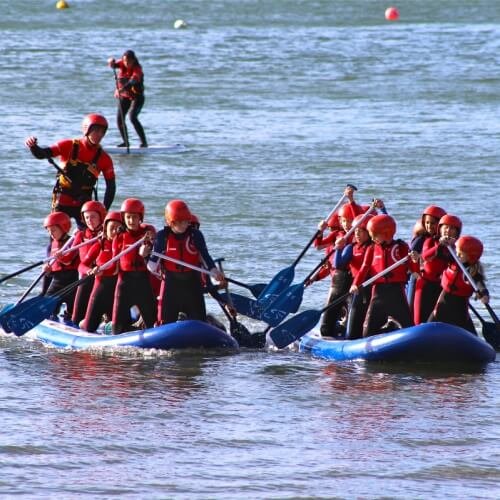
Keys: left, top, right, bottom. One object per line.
{"left": 1, "top": 1, "right": 500, "bottom": 498}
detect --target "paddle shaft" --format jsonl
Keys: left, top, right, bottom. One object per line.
{"left": 291, "top": 193, "right": 348, "bottom": 268}
{"left": 113, "top": 67, "right": 130, "bottom": 154}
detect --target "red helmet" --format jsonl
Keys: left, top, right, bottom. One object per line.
{"left": 190, "top": 213, "right": 200, "bottom": 228}
{"left": 421, "top": 205, "right": 446, "bottom": 224}
{"left": 104, "top": 210, "right": 123, "bottom": 226}
{"left": 367, "top": 214, "right": 396, "bottom": 241}
{"left": 82, "top": 114, "right": 108, "bottom": 136}
{"left": 326, "top": 212, "right": 340, "bottom": 229}
{"left": 456, "top": 236, "right": 483, "bottom": 264}
{"left": 338, "top": 203, "right": 356, "bottom": 220}
{"left": 43, "top": 211, "right": 71, "bottom": 234}
{"left": 165, "top": 199, "right": 192, "bottom": 223}
{"left": 352, "top": 213, "right": 373, "bottom": 230}
{"left": 438, "top": 214, "right": 462, "bottom": 235}
{"left": 121, "top": 198, "right": 145, "bottom": 220}
{"left": 81, "top": 200, "right": 107, "bottom": 224}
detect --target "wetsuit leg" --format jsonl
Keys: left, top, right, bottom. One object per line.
{"left": 320, "top": 269, "right": 352, "bottom": 337}
{"left": 83, "top": 276, "right": 117, "bottom": 332}
{"left": 134, "top": 273, "right": 156, "bottom": 328}
{"left": 346, "top": 286, "right": 371, "bottom": 339}
{"left": 112, "top": 274, "right": 133, "bottom": 334}
{"left": 46, "top": 270, "right": 79, "bottom": 316}
{"left": 129, "top": 95, "right": 147, "bottom": 146}
{"left": 72, "top": 275, "right": 95, "bottom": 324}
{"left": 429, "top": 292, "right": 474, "bottom": 333}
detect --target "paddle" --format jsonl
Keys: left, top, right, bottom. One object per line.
{"left": 447, "top": 244, "right": 500, "bottom": 332}
{"left": 1, "top": 237, "right": 146, "bottom": 336}
{"left": 150, "top": 251, "right": 264, "bottom": 296}
{"left": 213, "top": 258, "right": 266, "bottom": 348}
{"left": 256, "top": 187, "right": 354, "bottom": 308}
{"left": 112, "top": 67, "right": 130, "bottom": 153}
{"left": 469, "top": 303, "right": 500, "bottom": 350}
{"left": 269, "top": 255, "right": 409, "bottom": 348}
{"left": 0, "top": 234, "right": 80, "bottom": 285}
{"left": 261, "top": 203, "right": 377, "bottom": 321}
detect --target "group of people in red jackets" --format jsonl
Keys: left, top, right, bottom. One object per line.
{"left": 310, "top": 186, "right": 489, "bottom": 340}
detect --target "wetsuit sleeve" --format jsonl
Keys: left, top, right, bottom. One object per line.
{"left": 103, "top": 178, "right": 116, "bottom": 210}
{"left": 353, "top": 244, "right": 374, "bottom": 287}
{"left": 192, "top": 230, "right": 216, "bottom": 270}
{"left": 334, "top": 244, "right": 353, "bottom": 269}
{"left": 410, "top": 234, "right": 425, "bottom": 252}
{"left": 28, "top": 144, "right": 53, "bottom": 159}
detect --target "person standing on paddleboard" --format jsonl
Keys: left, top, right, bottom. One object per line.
{"left": 25, "top": 114, "right": 116, "bottom": 227}
{"left": 107, "top": 50, "right": 148, "bottom": 148}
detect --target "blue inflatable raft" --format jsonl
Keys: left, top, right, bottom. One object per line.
{"left": 28, "top": 319, "right": 239, "bottom": 351}
{"left": 299, "top": 322, "right": 496, "bottom": 366}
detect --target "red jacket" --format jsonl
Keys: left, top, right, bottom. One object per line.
{"left": 354, "top": 240, "right": 416, "bottom": 287}
{"left": 83, "top": 238, "right": 116, "bottom": 278}
{"left": 420, "top": 238, "right": 450, "bottom": 283}
{"left": 46, "top": 236, "right": 79, "bottom": 273}
{"left": 112, "top": 225, "right": 153, "bottom": 272}
{"left": 114, "top": 60, "right": 144, "bottom": 100}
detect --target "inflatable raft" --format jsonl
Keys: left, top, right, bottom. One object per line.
{"left": 26, "top": 319, "right": 239, "bottom": 351}
{"left": 299, "top": 322, "right": 495, "bottom": 366}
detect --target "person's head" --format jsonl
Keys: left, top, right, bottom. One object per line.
{"left": 82, "top": 113, "right": 108, "bottom": 146}
{"left": 456, "top": 236, "right": 483, "bottom": 265}
{"left": 338, "top": 204, "right": 356, "bottom": 232}
{"left": 120, "top": 198, "right": 145, "bottom": 231}
{"left": 103, "top": 211, "right": 123, "bottom": 240}
{"left": 421, "top": 205, "right": 446, "bottom": 236}
{"left": 81, "top": 200, "right": 106, "bottom": 231}
{"left": 438, "top": 214, "right": 462, "bottom": 239}
{"left": 326, "top": 212, "right": 341, "bottom": 231}
{"left": 44, "top": 212, "right": 71, "bottom": 241}
{"left": 367, "top": 214, "right": 396, "bottom": 245}
{"left": 352, "top": 213, "right": 373, "bottom": 244}
{"left": 122, "top": 50, "right": 138, "bottom": 68}
{"left": 165, "top": 199, "right": 193, "bottom": 234}
{"left": 190, "top": 213, "right": 200, "bottom": 229}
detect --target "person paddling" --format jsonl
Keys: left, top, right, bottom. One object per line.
{"left": 111, "top": 198, "right": 156, "bottom": 334}
{"left": 107, "top": 50, "right": 148, "bottom": 148}
{"left": 25, "top": 114, "right": 116, "bottom": 227}
{"left": 41, "top": 212, "right": 79, "bottom": 321}
{"left": 148, "top": 200, "right": 224, "bottom": 325}
{"left": 70, "top": 200, "right": 107, "bottom": 325}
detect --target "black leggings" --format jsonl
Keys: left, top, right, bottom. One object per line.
{"left": 117, "top": 96, "right": 147, "bottom": 145}
{"left": 83, "top": 275, "right": 117, "bottom": 332}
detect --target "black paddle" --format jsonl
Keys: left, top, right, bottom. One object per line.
{"left": 269, "top": 255, "right": 409, "bottom": 349}
{"left": 255, "top": 187, "right": 355, "bottom": 308}
{"left": 112, "top": 67, "right": 130, "bottom": 153}
{"left": 214, "top": 258, "right": 266, "bottom": 348}
{"left": 469, "top": 303, "right": 500, "bottom": 350}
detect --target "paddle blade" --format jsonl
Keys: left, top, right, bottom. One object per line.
{"left": 269, "top": 309, "right": 321, "bottom": 349}
{"left": 247, "top": 283, "right": 267, "bottom": 298}
{"left": 219, "top": 292, "right": 290, "bottom": 326}
{"left": 482, "top": 322, "right": 500, "bottom": 350}
{"left": 257, "top": 266, "right": 295, "bottom": 307}
{"left": 0, "top": 296, "right": 59, "bottom": 336}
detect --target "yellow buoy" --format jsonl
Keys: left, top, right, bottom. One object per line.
{"left": 56, "top": 0, "right": 69, "bottom": 9}
{"left": 173, "top": 19, "right": 187, "bottom": 29}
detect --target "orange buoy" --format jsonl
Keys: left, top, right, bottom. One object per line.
{"left": 385, "top": 6, "right": 400, "bottom": 21}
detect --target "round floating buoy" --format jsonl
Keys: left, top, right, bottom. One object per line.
{"left": 174, "top": 19, "right": 187, "bottom": 29}
{"left": 385, "top": 6, "right": 399, "bottom": 21}
{"left": 56, "top": 0, "right": 69, "bottom": 9}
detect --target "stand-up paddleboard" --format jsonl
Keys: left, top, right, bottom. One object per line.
{"left": 105, "top": 144, "right": 189, "bottom": 155}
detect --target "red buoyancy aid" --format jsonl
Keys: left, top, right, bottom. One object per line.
{"left": 354, "top": 240, "right": 415, "bottom": 287}
{"left": 72, "top": 227, "right": 100, "bottom": 274}
{"left": 83, "top": 238, "right": 116, "bottom": 278}
{"left": 112, "top": 226, "right": 151, "bottom": 272}
{"left": 420, "top": 238, "right": 450, "bottom": 283}
{"left": 440, "top": 264, "right": 475, "bottom": 297}
{"left": 162, "top": 230, "right": 201, "bottom": 273}
{"left": 47, "top": 236, "right": 79, "bottom": 273}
